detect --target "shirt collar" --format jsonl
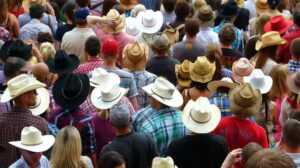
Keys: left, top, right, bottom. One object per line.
{"left": 30, "top": 18, "right": 41, "bottom": 23}
{"left": 20, "top": 156, "right": 41, "bottom": 168}
{"left": 87, "top": 57, "right": 102, "bottom": 62}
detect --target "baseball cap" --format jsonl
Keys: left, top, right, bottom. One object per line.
{"left": 267, "top": 0, "right": 280, "bottom": 6}
{"left": 101, "top": 39, "right": 119, "bottom": 56}
{"left": 74, "top": 8, "right": 89, "bottom": 22}
{"left": 109, "top": 103, "right": 131, "bottom": 126}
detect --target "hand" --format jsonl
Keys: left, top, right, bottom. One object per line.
{"left": 31, "top": 43, "right": 43, "bottom": 62}
{"left": 101, "top": 18, "right": 118, "bottom": 27}
{"left": 221, "top": 148, "right": 242, "bottom": 168}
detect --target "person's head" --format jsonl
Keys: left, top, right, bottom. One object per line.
{"left": 131, "top": 4, "right": 146, "bottom": 17}
{"left": 281, "top": 119, "right": 300, "bottom": 150}
{"left": 245, "top": 36, "right": 259, "bottom": 60}
{"left": 163, "top": 0, "right": 176, "bottom": 13}
{"left": 31, "top": 63, "right": 49, "bottom": 83}
{"left": 29, "top": 4, "right": 45, "bottom": 19}
{"left": 37, "top": 32, "right": 54, "bottom": 46}
{"left": 150, "top": 34, "right": 170, "bottom": 56}
{"left": 76, "top": 0, "right": 90, "bottom": 8}
{"left": 85, "top": 36, "right": 100, "bottom": 57}
{"left": 220, "top": 0, "right": 238, "bottom": 22}
{"left": 184, "top": 18, "right": 200, "bottom": 37}
{"left": 0, "top": 0, "right": 8, "bottom": 25}
{"left": 39, "top": 42, "right": 55, "bottom": 61}
{"left": 241, "top": 142, "right": 263, "bottom": 164}
{"left": 3, "top": 57, "right": 27, "bottom": 81}
{"left": 99, "top": 151, "right": 125, "bottom": 168}
{"left": 102, "top": 0, "right": 118, "bottom": 16}
{"left": 6, "top": 0, "right": 22, "bottom": 11}
{"left": 268, "top": 64, "right": 290, "bottom": 99}
{"left": 20, "top": 149, "right": 42, "bottom": 167}
{"left": 218, "top": 24, "right": 235, "bottom": 46}
{"left": 74, "top": 8, "right": 89, "bottom": 26}
{"left": 174, "top": 1, "right": 191, "bottom": 19}
{"left": 101, "top": 39, "right": 119, "bottom": 63}
{"left": 291, "top": 38, "right": 300, "bottom": 60}
{"left": 62, "top": 2, "right": 76, "bottom": 23}
{"left": 50, "top": 126, "right": 87, "bottom": 168}
{"left": 109, "top": 103, "right": 132, "bottom": 130}
{"left": 254, "top": 14, "right": 271, "bottom": 36}
{"left": 268, "top": 0, "right": 280, "bottom": 10}
{"left": 289, "top": 109, "right": 300, "bottom": 121}
{"left": 206, "top": 44, "right": 223, "bottom": 81}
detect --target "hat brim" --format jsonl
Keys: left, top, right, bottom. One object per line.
{"left": 22, "top": 0, "right": 46, "bottom": 12}
{"left": 175, "top": 65, "right": 191, "bottom": 88}
{"left": 182, "top": 100, "right": 221, "bottom": 134}
{"left": 243, "top": 76, "right": 273, "bottom": 94}
{"left": 45, "top": 54, "right": 79, "bottom": 74}
{"left": 53, "top": 74, "right": 89, "bottom": 109}
{"left": 91, "top": 87, "right": 128, "bottom": 109}
{"left": 255, "top": 38, "right": 287, "bottom": 51}
{"left": 264, "top": 19, "right": 294, "bottom": 35}
{"left": 208, "top": 80, "right": 237, "bottom": 93}
{"left": 30, "top": 88, "right": 50, "bottom": 116}
{"left": 9, "top": 135, "right": 55, "bottom": 153}
{"left": 0, "top": 41, "right": 32, "bottom": 62}
{"left": 100, "top": 15, "right": 126, "bottom": 34}
{"left": 90, "top": 73, "right": 120, "bottom": 87}
{"left": 136, "top": 11, "right": 163, "bottom": 34}
{"left": 286, "top": 73, "right": 300, "bottom": 94}
{"left": 142, "top": 83, "right": 183, "bottom": 107}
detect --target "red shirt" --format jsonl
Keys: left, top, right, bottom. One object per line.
{"left": 277, "top": 28, "right": 300, "bottom": 63}
{"left": 73, "top": 57, "right": 103, "bottom": 74}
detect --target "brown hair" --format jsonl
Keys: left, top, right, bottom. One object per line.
{"left": 218, "top": 25, "right": 236, "bottom": 46}
{"left": 184, "top": 18, "right": 200, "bottom": 37}
{"left": 254, "top": 14, "right": 271, "bottom": 36}
{"left": 255, "top": 45, "right": 278, "bottom": 69}
{"left": 242, "top": 142, "right": 263, "bottom": 164}
{"left": 291, "top": 38, "right": 300, "bottom": 58}
{"left": 206, "top": 43, "right": 222, "bottom": 81}
{"left": 282, "top": 119, "right": 300, "bottom": 149}
{"left": 268, "top": 64, "right": 290, "bottom": 100}
{"left": 0, "top": 0, "right": 8, "bottom": 25}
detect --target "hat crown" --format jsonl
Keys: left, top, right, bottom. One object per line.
{"left": 21, "top": 126, "right": 43, "bottom": 146}
{"left": 107, "top": 9, "right": 121, "bottom": 19}
{"left": 127, "top": 42, "right": 145, "bottom": 62}
{"left": 110, "top": 103, "right": 131, "bottom": 126}
{"left": 192, "top": 57, "right": 215, "bottom": 77}
{"left": 152, "top": 34, "right": 169, "bottom": 50}
{"left": 126, "top": 17, "right": 140, "bottom": 36}
{"left": 198, "top": 5, "right": 214, "bottom": 21}
{"left": 101, "top": 83, "right": 122, "bottom": 102}
{"left": 234, "top": 83, "right": 258, "bottom": 108}
{"left": 152, "top": 77, "right": 175, "bottom": 99}
{"left": 142, "top": 10, "right": 157, "bottom": 27}
{"left": 7, "top": 74, "right": 40, "bottom": 96}
{"left": 233, "top": 58, "right": 254, "bottom": 76}
{"left": 261, "top": 31, "right": 282, "bottom": 44}
{"left": 152, "top": 157, "right": 175, "bottom": 168}
{"left": 248, "top": 69, "right": 266, "bottom": 86}
{"left": 53, "top": 50, "right": 70, "bottom": 68}
{"left": 221, "top": 77, "right": 234, "bottom": 83}
{"left": 270, "top": 15, "right": 287, "bottom": 30}
{"left": 190, "top": 97, "right": 213, "bottom": 123}
{"left": 178, "top": 60, "right": 191, "bottom": 79}
{"left": 61, "top": 74, "right": 84, "bottom": 100}
{"left": 221, "top": 0, "right": 238, "bottom": 17}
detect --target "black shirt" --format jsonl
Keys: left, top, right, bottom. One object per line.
{"left": 55, "top": 23, "right": 75, "bottom": 42}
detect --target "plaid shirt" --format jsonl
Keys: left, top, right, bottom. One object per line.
{"left": 0, "top": 27, "right": 11, "bottom": 42}
{"left": 48, "top": 107, "right": 96, "bottom": 155}
{"left": 73, "top": 57, "right": 104, "bottom": 74}
{"left": 0, "top": 107, "right": 48, "bottom": 168}
{"left": 214, "top": 21, "right": 245, "bottom": 53}
{"left": 124, "top": 69, "right": 156, "bottom": 110}
{"left": 209, "top": 92, "right": 232, "bottom": 118}
{"left": 132, "top": 107, "right": 187, "bottom": 156}
{"left": 286, "top": 60, "right": 300, "bottom": 73}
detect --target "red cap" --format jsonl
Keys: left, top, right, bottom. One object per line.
{"left": 101, "top": 39, "right": 119, "bottom": 56}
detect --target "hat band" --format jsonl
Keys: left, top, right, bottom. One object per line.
{"left": 151, "top": 88, "right": 173, "bottom": 100}
{"left": 100, "top": 90, "right": 122, "bottom": 102}
{"left": 190, "top": 111, "right": 211, "bottom": 124}
{"left": 61, "top": 80, "right": 83, "bottom": 100}
{"left": 29, "top": 96, "right": 41, "bottom": 108}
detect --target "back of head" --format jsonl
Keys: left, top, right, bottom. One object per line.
{"left": 254, "top": 14, "right": 271, "bottom": 36}
{"left": 291, "top": 38, "right": 300, "bottom": 59}
{"left": 163, "top": 0, "right": 177, "bottom": 13}
{"left": 206, "top": 44, "right": 223, "bottom": 80}
{"left": 76, "top": 0, "right": 90, "bottom": 8}
{"left": 184, "top": 18, "right": 200, "bottom": 37}
{"left": 242, "top": 142, "right": 263, "bottom": 164}
{"left": 98, "top": 151, "right": 125, "bottom": 168}
{"left": 85, "top": 36, "right": 100, "bottom": 57}
{"left": 29, "top": 4, "right": 45, "bottom": 19}
{"left": 62, "top": 2, "right": 76, "bottom": 22}
{"left": 131, "top": 4, "right": 146, "bottom": 17}
{"left": 40, "top": 42, "right": 55, "bottom": 61}
{"left": 290, "top": 109, "right": 300, "bottom": 121}
{"left": 174, "top": 1, "right": 191, "bottom": 19}
{"left": 37, "top": 32, "right": 54, "bottom": 44}
{"left": 31, "top": 63, "right": 49, "bottom": 83}
{"left": 4, "top": 57, "right": 26, "bottom": 81}
{"left": 268, "top": 64, "right": 290, "bottom": 99}
{"left": 282, "top": 119, "right": 300, "bottom": 149}
{"left": 218, "top": 24, "right": 236, "bottom": 46}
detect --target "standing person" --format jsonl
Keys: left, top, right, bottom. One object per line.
{"left": 0, "top": 74, "right": 48, "bottom": 167}
{"left": 98, "top": 151, "right": 126, "bottom": 168}
{"left": 287, "top": 38, "right": 300, "bottom": 73}
{"left": 139, "top": 0, "right": 160, "bottom": 11}
{"left": 162, "top": 0, "right": 176, "bottom": 25}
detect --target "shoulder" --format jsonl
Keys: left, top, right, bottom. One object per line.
{"left": 81, "top": 156, "right": 93, "bottom": 168}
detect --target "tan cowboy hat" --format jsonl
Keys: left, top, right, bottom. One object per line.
{"left": 123, "top": 42, "right": 148, "bottom": 71}
{"left": 208, "top": 77, "right": 237, "bottom": 93}
{"left": 22, "top": 0, "right": 46, "bottom": 12}
{"left": 119, "top": 0, "right": 138, "bottom": 10}
{"left": 175, "top": 60, "right": 192, "bottom": 88}
{"left": 183, "top": 97, "right": 221, "bottom": 134}
{"left": 229, "top": 83, "right": 262, "bottom": 118}
{"left": 255, "top": 0, "right": 269, "bottom": 16}
{"left": 190, "top": 57, "right": 216, "bottom": 83}
{"left": 9, "top": 126, "right": 55, "bottom": 153}
{"left": 152, "top": 157, "right": 178, "bottom": 168}
{"left": 197, "top": 5, "right": 216, "bottom": 27}
{"left": 255, "top": 31, "right": 287, "bottom": 50}
{"left": 286, "top": 70, "right": 300, "bottom": 94}
{"left": 99, "top": 9, "right": 125, "bottom": 34}
{"left": 232, "top": 58, "right": 255, "bottom": 84}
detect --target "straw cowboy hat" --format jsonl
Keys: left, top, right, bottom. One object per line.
{"left": 100, "top": 9, "right": 125, "bottom": 34}
{"left": 143, "top": 77, "right": 183, "bottom": 107}
{"left": 45, "top": 50, "right": 79, "bottom": 74}
{"left": 286, "top": 70, "right": 300, "bottom": 93}
{"left": 124, "top": 17, "right": 142, "bottom": 39}
{"left": 123, "top": 42, "right": 148, "bottom": 71}
{"left": 183, "top": 97, "right": 221, "bottom": 134}
{"left": 119, "top": 0, "right": 138, "bottom": 10}
{"left": 9, "top": 126, "right": 55, "bottom": 153}
{"left": 232, "top": 58, "right": 255, "bottom": 84}
{"left": 208, "top": 77, "right": 237, "bottom": 93}
{"left": 1, "top": 74, "right": 45, "bottom": 103}
{"left": 264, "top": 15, "right": 293, "bottom": 35}
{"left": 244, "top": 69, "right": 273, "bottom": 94}
{"left": 137, "top": 10, "right": 163, "bottom": 34}
{"left": 152, "top": 157, "right": 178, "bottom": 168}
{"left": 175, "top": 60, "right": 192, "bottom": 88}
{"left": 255, "top": 0, "right": 269, "bottom": 16}
{"left": 229, "top": 83, "right": 262, "bottom": 118}
{"left": 255, "top": 31, "right": 287, "bottom": 50}
{"left": 22, "top": 0, "right": 46, "bottom": 12}
{"left": 197, "top": 5, "right": 216, "bottom": 27}
{"left": 190, "top": 57, "right": 216, "bottom": 83}
{"left": 89, "top": 68, "right": 120, "bottom": 88}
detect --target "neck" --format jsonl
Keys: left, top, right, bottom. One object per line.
{"left": 115, "top": 126, "right": 131, "bottom": 136}
{"left": 104, "top": 61, "right": 116, "bottom": 68}
{"left": 292, "top": 56, "right": 300, "bottom": 62}
{"left": 285, "top": 147, "right": 300, "bottom": 153}
{"left": 77, "top": 24, "right": 88, "bottom": 28}
{"left": 221, "top": 43, "right": 232, "bottom": 49}
{"left": 66, "top": 19, "right": 73, "bottom": 25}
{"left": 185, "top": 35, "right": 196, "bottom": 41}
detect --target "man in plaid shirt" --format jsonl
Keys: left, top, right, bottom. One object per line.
{"left": 286, "top": 38, "right": 300, "bottom": 73}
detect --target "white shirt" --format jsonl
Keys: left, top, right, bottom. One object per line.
{"left": 9, "top": 155, "right": 50, "bottom": 168}
{"left": 244, "top": 0, "right": 256, "bottom": 19}
{"left": 196, "top": 27, "right": 219, "bottom": 47}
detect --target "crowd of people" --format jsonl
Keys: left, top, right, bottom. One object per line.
{"left": 1, "top": 0, "right": 300, "bottom": 167}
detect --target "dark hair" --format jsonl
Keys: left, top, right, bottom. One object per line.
{"left": 282, "top": 119, "right": 300, "bottom": 149}
{"left": 290, "top": 109, "right": 300, "bottom": 121}
{"left": 216, "top": 87, "right": 230, "bottom": 94}
{"left": 218, "top": 25, "right": 236, "bottom": 46}
{"left": 184, "top": 18, "right": 200, "bottom": 37}
{"left": 245, "top": 36, "right": 259, "bottom": 60}
{"left": 49, "top": 1, "right": 60, "bottom": 23}
{"left": 206, "top": 0, "right": 222, "bottom": 10}
{"left": 29, "top": 4, "right": 45, "bottom": 19}
{"left": 113, "top": 4, "right": 125, "bottom": 15}
{"left": 293, "top": 8, "right": 300, "bottom": 26}
{"left": 85, "top": 36, "right": 100, "bottom": 56}
{"left": 37, "top": 32, "right": 54, "bottom": 44}
{"left": 291, "top": 38, "right": 300, "bottom": 58}
{"left": 102, "top": 0, "right": 118, "bottom": 16}
{"left": 255, "top": 45, "right": 278, "bottom": 69}
{"left": 62, "top": 2, "right": 76, "bottom": 23}
{"left": 4, "top": 57, "right": 26, "bottom": 80}
{"left": 98, "top": 151, "right": 125, "bottom": 168}
{"left": 163, "top": 0, "right": 176, "bottom": 12}
{"left": 190, "top": 81, "right": 209, "bottom": 91}
{"left": 174, "top": 1, "right": 191, "bottom": 19}
{"left": 206, "top": 44, "right": 223, "bottom": 81}
{"left": 76, "top": 0, "right": 90, "bottom": 7}
{"left": 242, "top": 142, "right": 263, "bottom": 164}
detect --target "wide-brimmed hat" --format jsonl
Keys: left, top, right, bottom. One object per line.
{"left": 152, "top": 157, "right": 178, "bottom": 168}
{"left": 219, "top": 0, "right": 239, "bottom": 19}
{"left": 1, "top": 74, "right": 45, "bottom": 103}
{"left": 124, "top": 17, "right": 142, "bottom": 39}
{"left": 137, "top": 10, "right": 163, "bottom": 34}
{"left": 175, "top": 60, "right": 192, "bottom": 88}
{"left": 232, "top": 58, "right": 255, "bottom": 84}
{"left": 190, "top": 57, "right": 216, "bottom": 83}
{"left": 264, "top": 15, "right": 293, "bottom": 35}
{"left": 286, "top": 70, "right": 300, "bottom": 93}
{"left": 120, "top": 0, "right": 138, "bottom": 10}
{"left": 255, "top": 31, "right": 287, "bottom": 50}
{"left": 90, "top": 68, "right": 120, "bottom": 87}
{"left": 143, "top": 77, "right": 183, "bottom": 107}
{"left": 123, "top": 42, "right": 148, "bottom": 71}
{"left": 150, "top": 34, "right": 170, "bottom": 51}
{"left": 255, "top": 0, "right": 269, "bottom": 16}
{"left": 244, "top": 69, "right": 273, "bottom": 94}
{"left": 22, "top": 0, "right": 46, "bottom": 12}
{"left": 9, "top": 126, "right": 55, "bottom": 153}
{"left": 183, "top": 97, "right": 221, "bottom": 133}
{"left": 53, "top": 73, "right": 89, "bottom": 109}
{"left": 100, "top": 9, "right": 125, "bottom": 34}
{"left": 45, "top": 50, "right": 79, "bottom": 74}
{"left": 229, "top": 83, "right": 262, "bottom": 118}
{"left": 0, "top": 40, "right": 32, "bottom": 62}
{"left": 197, "top": 5, "right": 216, "bottom": 26}
{"left": 208, "top": 77, "right": 237, "bottom": 93}
{"left": 29, "top": 88, "right": 50, "bottom": 116}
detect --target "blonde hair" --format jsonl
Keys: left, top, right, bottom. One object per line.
{"left": 269, "top": 64, "right": 290, "bottom": 99}
{"left": 254, "top": 14, "right": 272, "bottom": 36}
{"left": 40, "top": 42, "right": 56, "bottom": 61}
{"left": 50, "top": 126, "right": 88, "bottom": 168}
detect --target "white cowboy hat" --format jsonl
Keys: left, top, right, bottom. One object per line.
{"left": 143, "top": 77, "right": 183, "bottom": 107}
{"left": 90, "top": 68, "right": 120, "bottom": 88}
{"left": 182, "top": 97, "right": 221, "bottom": 134}
{"left": 207, "top": 77, "right": 237, "bottom": 93}
{"left": 244, "top": 69, "right": 273, "bottom": 94}
{"left": 9, "top": 126, "right": 55, "bottom": 153}
{"left": 1, "top": 74, "right": 45, "bottom": 103}
{"left": 152, "top": 157, "right": 178, "bottom": 168}
{"left": 136, "top": 10, "right": 163, "bottom": 34}
{"left": 124, "top": 17, "right": 142, "bottom": 39}
{"left": 30, "top": 88, "right": 50, "bottom": 116}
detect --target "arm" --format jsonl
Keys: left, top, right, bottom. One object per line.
{"left": 9, "top": 14, "right": 20, "bottom": 38}
{"left": 221, "top": 148, "right": 242, "bottom": 168}
{"left": 129, "top": 97, "right": 138, "bottom": 111}
{"left": 87, "top": 15, "right": 118, "bottom": 26}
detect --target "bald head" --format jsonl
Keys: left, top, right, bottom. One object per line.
{"left": 31, "top": 63, "right": 49, "bottom": 83}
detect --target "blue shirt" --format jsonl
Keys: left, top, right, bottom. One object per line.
{"left": 139, "top": 0, "right": 160, "bottom": 10}
{"left": 19, "top": 19, "right": 52, "bottom": 43}
{"left": 209, "top": 92, "right": 232, "bottom": 118}
{"left": 9, "top": 155, "right": 50, "bottom": 168}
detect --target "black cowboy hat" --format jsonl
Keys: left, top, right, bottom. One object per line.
{"left": 0, "top": 40, "right": 32, "bottom": 62}
{"left": 219, "top": 0, "right": 239, "bottom": 19}
{"left": 45, "top": 50, "right": 79, "bottom": 74}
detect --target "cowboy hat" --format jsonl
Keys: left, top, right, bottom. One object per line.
{"left": 1, "top": 74, "right": 45, "bottom": 103}
{"left": 255, "top": 0, "right": 269, "bottom": 16}
{"left": 175, "top": 60, "right": 192, "bottom": 88}
{"left": 232, "top": 58, "right": 255, "bottom": 84}
{"left": 190, "top": 57, "right": 216, "bottom": 83}
{"left": 197, "top": 5, "right": 216, "bottom": 27}
{"left": 45, "top": 50, "right": 79, "bottom": 74}
{"left": 150, "top": 34, "right": 170, "bottom": 51}
{"left": 9, "top": 126, "right": 55, "bottom": 153}
{"left": 29, "top": 88, "right": 50, "bottom": 116}
{"left": 0, "top": 40, "right": 32, "bottom": 62}
{"left": 90, "top": 68, "right": 120, "bottom": 87}
{"left": 22, "top": 0, "right": 46, "bottom": 12}
{"left": 99, "top": 9, "right": 125, "bottom": 34}
{"left": 229, "top": 83, "right": 262, "bottom": 118}
{"left": 208, "top": 77, "right": 237, "bottom": 93}
{"left": 143, "top": 77, "right": 183, "bottom": 107}
{"left": 137, "top": 10, "right": 163, "bottom": 34}
{"left": 244, "top": 69, "right": 273, "bottom": 94}
{"left": 119, "top": 0, "right": 138, "bottom": 10}
{"left": 53, "top": 73, "right": 90, "bottom": 109}
{"left": 123, "top": 42, "right": 148, "bottom": 71}
{"left": 152, "top": 157, "right": 178, "bottom": 168}
{"left": 124, "top": 17, "right": 142, "bottom": 39}
{"left": 219, "top": 0, "right": 239, "bottom": 19}
{"left": 286, "top": 70, "right": 300, "bottom": 94}
{"left": 264, "top": 15, "right": 293, "bottom": 35}
{"left": 183, "top": 97, "right": 221, "bottom": 133}
{"left": 255, "top": 31, "right": 287, "bottom": 51}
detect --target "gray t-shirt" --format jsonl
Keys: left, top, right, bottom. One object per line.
{"left": 172, "top": 40, "right": 206, "bottom": 63}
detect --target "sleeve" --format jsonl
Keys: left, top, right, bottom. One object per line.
{"left": 127, "top": 75, "right": 138, "bottom": 98}
{"left": 50, "top": 15, "right": 58, "bottom": 34}
{"left": 19, "top": 29, "right": 31, "bottom": 41}
{"left": 55, "top": 26, "right": 63, "bottom": 41}
{"left": 82, "top": 122, "right": 96, "bottom": 155}
{"left": 18, "top": 14, "right": 26, "bottom": 28}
